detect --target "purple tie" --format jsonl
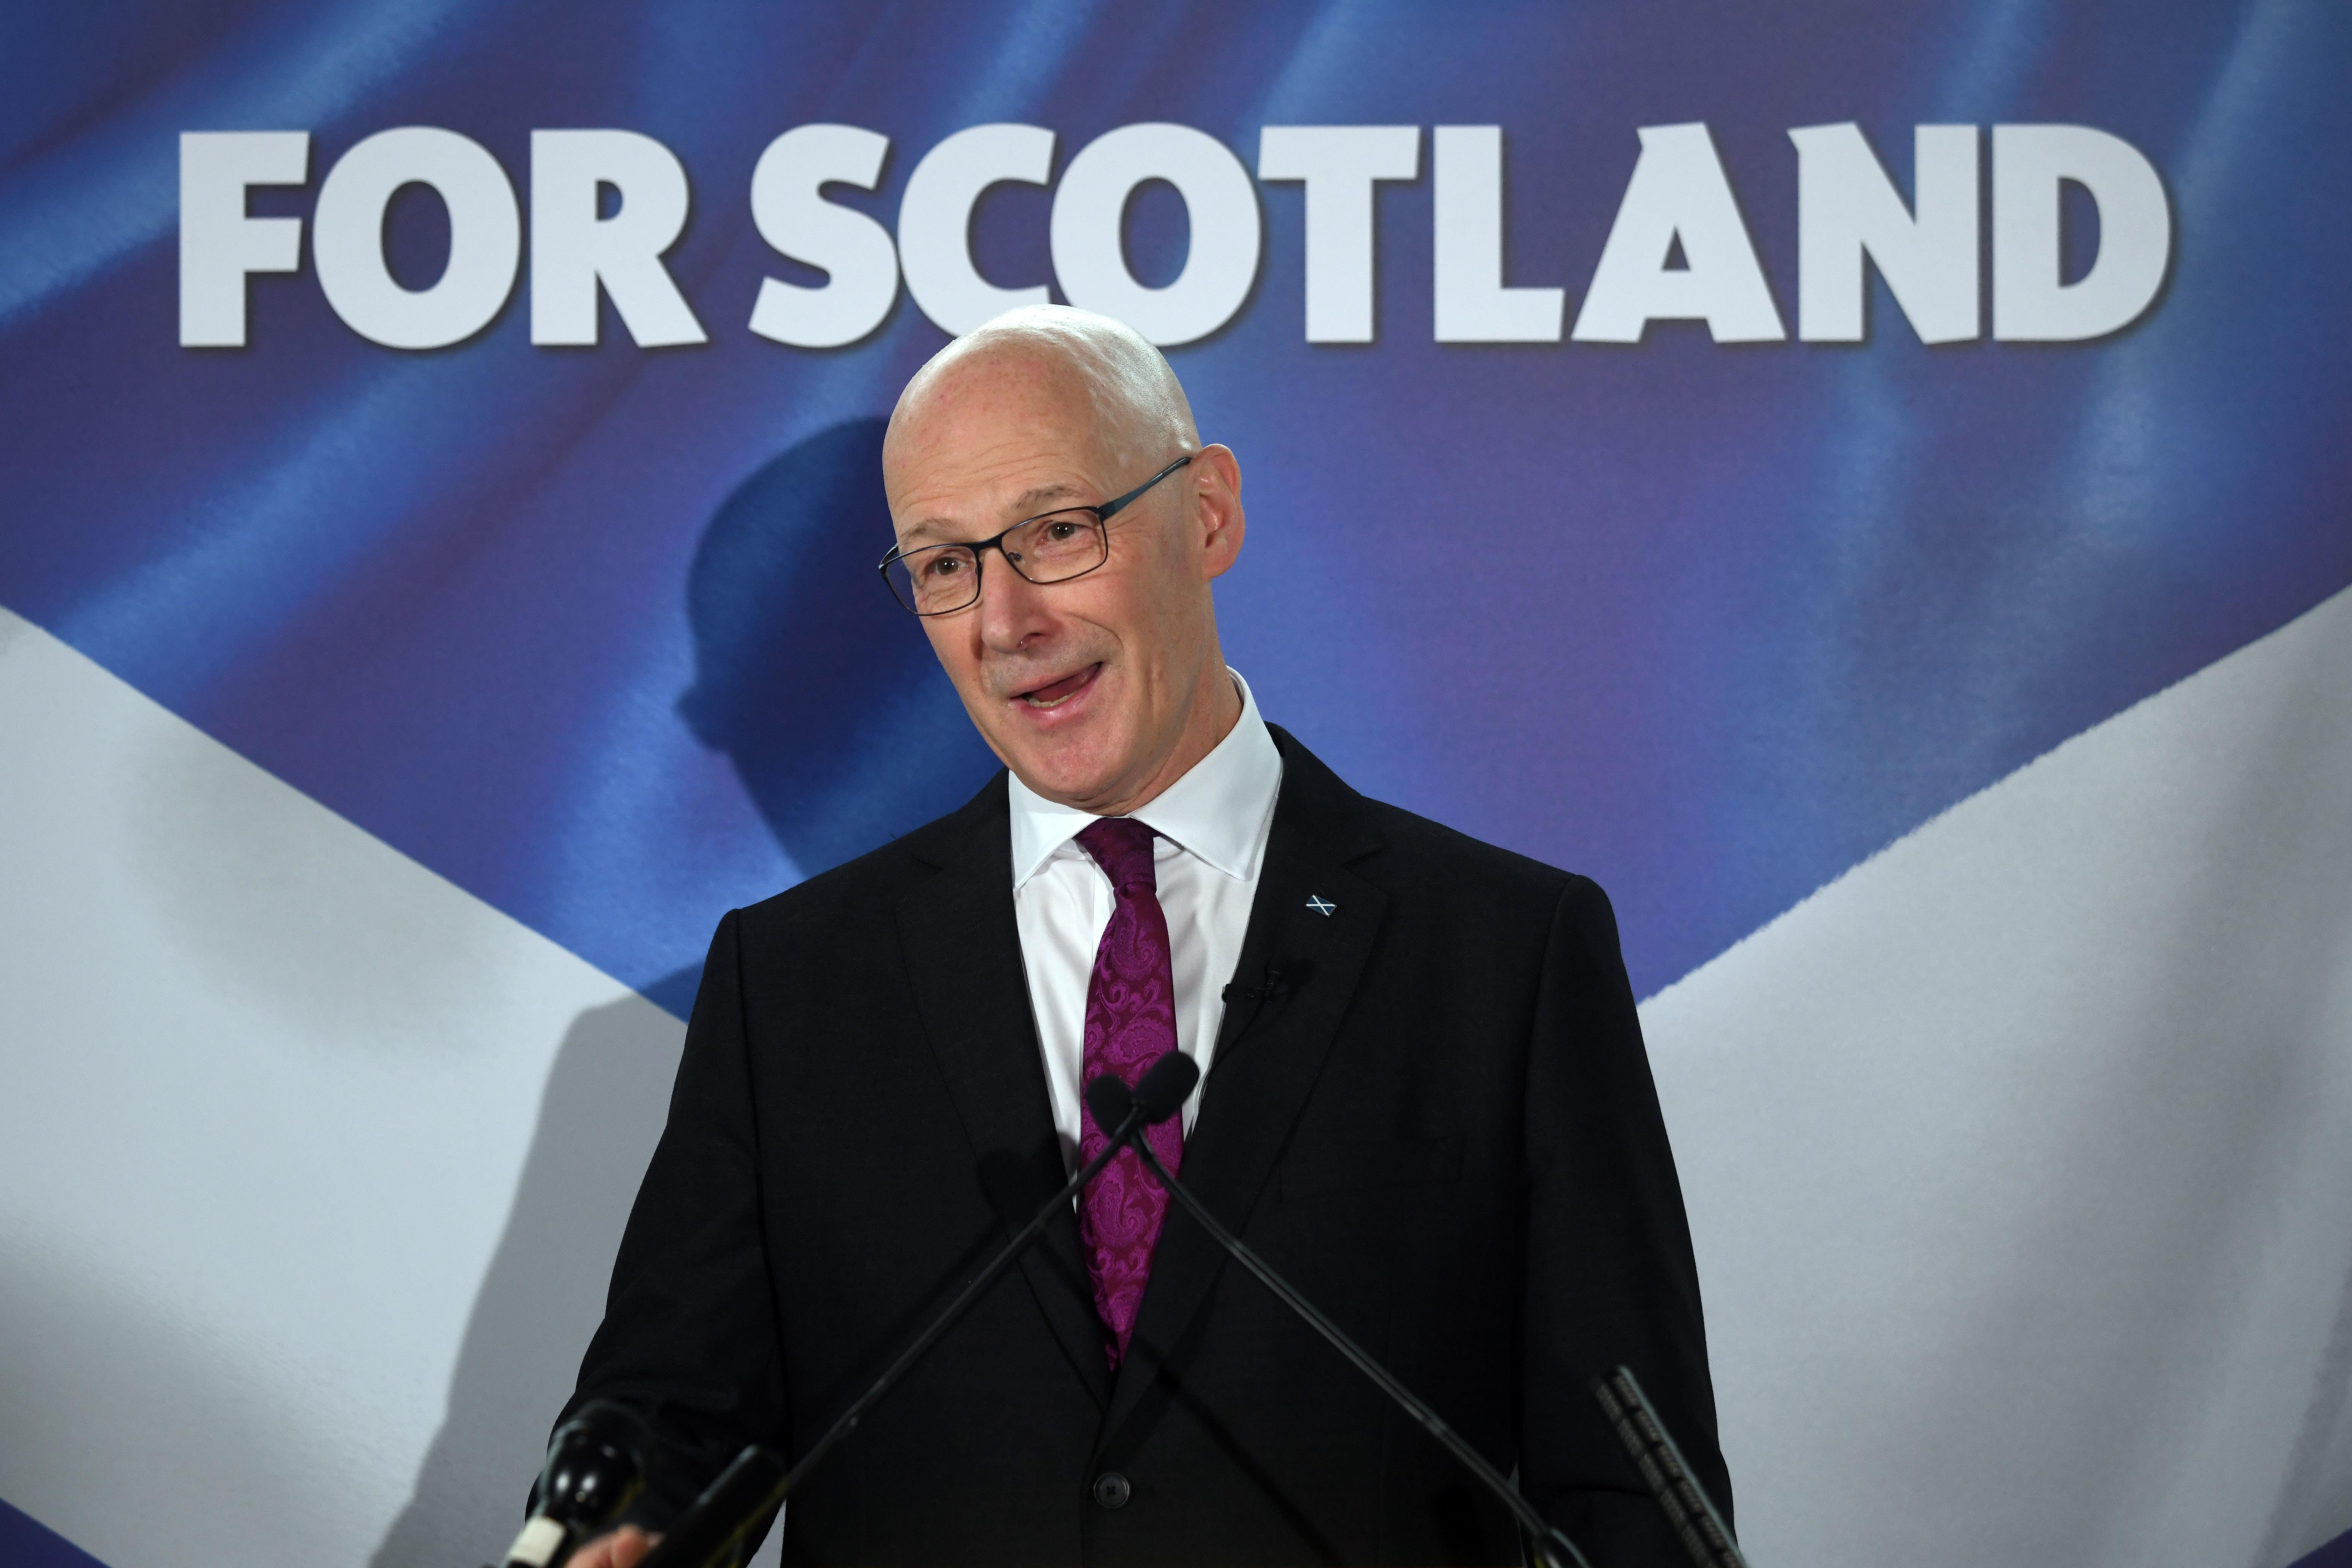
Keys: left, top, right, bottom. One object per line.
{"left": 1073, "top": 817, "right": 1184, "bottom": 1367}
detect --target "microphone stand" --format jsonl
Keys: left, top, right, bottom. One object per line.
{"left": 1118, "top": 1129, "right": 1595, "bottom": 1568}
{"left": 636, "top": 1058, "right": 1195, "bottom": 1568}
{"left": 1594, "top": 1365, "right": 1747, "bottom": 1568}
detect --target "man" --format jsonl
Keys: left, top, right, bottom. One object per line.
{"left": 556, "top": 306, "right": 1728, "bottom": 1566}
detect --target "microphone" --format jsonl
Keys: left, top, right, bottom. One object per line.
{"left": 1091, "top": 1073, "right": 1596, "bottom": 1568}
{"left": 1593, "top": 1365, "right": 1747, "bottom": 1568}
{"left": 1120, "top": 1046, "right": 1202, "bottom": 1123}
{"left": 496, "top": 1401, "right": 648, "bottom": 1568}
{"left": 635, "top": 1053, "right": 1199, "bottom": 1568}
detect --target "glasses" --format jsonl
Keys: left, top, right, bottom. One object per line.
{"left": 879, "top": 454, "right": 1194, "bottom": 617}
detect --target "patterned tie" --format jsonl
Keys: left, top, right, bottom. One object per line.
{"left": 1073, "top": 817, "right": 1184, "bottom": 1367}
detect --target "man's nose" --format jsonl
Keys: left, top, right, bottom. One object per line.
{"left": 974, "top": 552, "right": 1053, "bottom": 648}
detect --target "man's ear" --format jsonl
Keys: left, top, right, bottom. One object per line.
{"left": 1192, "top": 444, "right": 1245, "bottom": 579}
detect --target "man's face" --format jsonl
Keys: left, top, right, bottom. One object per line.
{"left": 884, "top": 352, "right": 1242, "bottom": 814}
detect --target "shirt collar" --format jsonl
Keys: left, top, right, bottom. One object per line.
{"left": 1008, "top": 669, "right": 1283, "bottom": 890}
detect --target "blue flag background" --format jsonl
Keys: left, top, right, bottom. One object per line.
{"left": 2, "top": 4, "right": 2349, "bottom": 1566}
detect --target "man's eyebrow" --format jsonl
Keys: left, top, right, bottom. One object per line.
{"left": 1009, "top": 481, "right": 1085, "bottom": 514}
{"left": 896, "top": 517, "right": 955, "bottom": 545}
{"left": 898, "top": 482, "right": 1090, "bottom": 546}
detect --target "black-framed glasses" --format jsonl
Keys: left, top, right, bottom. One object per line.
{"left": 878, "top": 454, "right": 1194, "bottom": 617}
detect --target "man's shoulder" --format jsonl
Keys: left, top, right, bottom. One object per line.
{"left": 734, "top": 771, "right": 1010, "bottom": 936}
{"left": 1362, "top": 795, "right": 1572, "bottom": 886}
{"left": 1272, "top": 725, "right": 1589, "bottom": 910}
{"left": 1355, "top": 794, "right": 1596, "bottom": 925}
{"left": 1336, "top": 789, "right": 1626, "bottom": 981}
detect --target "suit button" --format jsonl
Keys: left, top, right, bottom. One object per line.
{"left": 1092, "top": 1472, "right": 1132, "bottom": 1510}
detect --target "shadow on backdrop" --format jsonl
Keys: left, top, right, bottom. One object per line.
{"left": 371, "top": 419, "right": 1001, "bottom": 1565}
{"left": 655, "top": 414, "right": 1000, "bottom": 1012}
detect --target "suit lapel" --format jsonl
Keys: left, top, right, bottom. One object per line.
{"left": 1100, "top": 728, "right": 1388, "bottom": 1443}
{"left": 895, "top": 777, "right": 1115, "bottom": 1409}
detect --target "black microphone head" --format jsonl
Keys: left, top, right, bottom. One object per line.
{"left": 1133, "top": 1051, "right": 1201, "bottom": 1123}
{"left": 537, "top": 1400, "right": 647, "bottom": 1536}
{"left": 1085, "top": 1070, "right": 1134, "bottom": 1130}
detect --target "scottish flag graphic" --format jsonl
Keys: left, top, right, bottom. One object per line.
{"left": 3, "top": 2, "right": 2349, "bottom": 1565}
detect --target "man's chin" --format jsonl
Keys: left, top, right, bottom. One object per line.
{"left": 998, "top": 733, "right": 1129, "bottom": 811}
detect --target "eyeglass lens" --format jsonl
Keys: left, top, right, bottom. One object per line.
{"left": 888, "top": 510, "right": 1108, "bottom": 614}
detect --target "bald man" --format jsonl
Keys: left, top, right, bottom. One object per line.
{"left": 551, "top": 308, "right": 1727, "bottom": 1568}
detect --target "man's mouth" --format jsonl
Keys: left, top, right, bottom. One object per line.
{"left": 1016, "top": 664, "right": 1101, "bottom": 709}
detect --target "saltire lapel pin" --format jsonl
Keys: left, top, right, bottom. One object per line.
{"left": 1305, "top": 894, "right": 1336, "bottom": 917}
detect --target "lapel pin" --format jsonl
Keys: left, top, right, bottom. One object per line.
{"left": 1305, "top": 894, "right": 1336, "bottom": 917}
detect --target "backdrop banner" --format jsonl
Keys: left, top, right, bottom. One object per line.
{"left": 2, "top": 5, "right": 2348, "bottom": 1567}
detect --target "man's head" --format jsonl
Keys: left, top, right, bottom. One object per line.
{"left": 882, "top": 305, "right": 1246, "bottom": 816}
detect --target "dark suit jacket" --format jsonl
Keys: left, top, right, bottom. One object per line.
{"left": 561, "top": 726, "right": 1728, "bottom": 1566}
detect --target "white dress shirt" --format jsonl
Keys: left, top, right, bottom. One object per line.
{"left": 1008, "top": 669, "right": 1283, "bottom": 1170}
